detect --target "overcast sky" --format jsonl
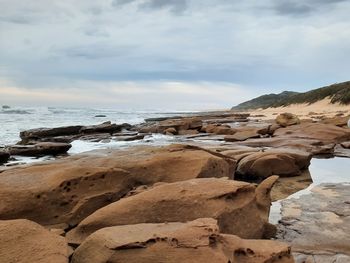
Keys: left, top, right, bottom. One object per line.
{"left": 1, "top": 0, "right": 350, "bottom": 110}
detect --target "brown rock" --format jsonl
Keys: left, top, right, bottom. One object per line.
{"left": 71, "top": 218, "right": 294, "bottom": 263}
{"left": 321, "top": 115, "right": 350, "bottom": 127}
{"left": 177, "top": 129, "right": 199, "bottom": 135}
{"left": 224, "top": 129, "right": 261, "bottom": 142}
{"left": 20, "top": 125, "right": 83, "bottom": 141}
{"left": 341, "top": 141, "right": 350, "bottom": 149}
{"left": 6, "top": 142, "right": 72, "bottom": 156}
{"left": 0, "top": 150, "right": 10, "bottom": 164}
{"left": 0, "top": 219, "right": 69, "bottom": 263}
{"left": 66, "top": 177, "right": 278, "bottom": 244}
{"left": 274, "top": 123, "right": 350, "bottom": 144}
{"left": 163, "top": 127, "right": 177, "bottom": 135}
{"left": 276, "top": 113, "right": 300, "bottom": 127}
{"left": 0, "top": 144, "right": 236, "bottom": 226}
{"left": 236, "top": 150, "right": 311, "bottom": 180}
{"left": 79, "top": 122, "right": 124, "bottom": 134}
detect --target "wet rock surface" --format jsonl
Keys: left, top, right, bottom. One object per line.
{"left": 277, "top": 183, "right": 350, "bottom": 262}
{"left": 5, "top": 142, "right": 72, "bottom": 156}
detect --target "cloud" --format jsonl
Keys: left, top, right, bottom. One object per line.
{"left": 0, "top": 0, "right": 350, "bottom": 108}
{"left": 112, "top": 0, "right": 188, "bottom": 14}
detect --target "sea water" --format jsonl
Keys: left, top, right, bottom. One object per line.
{"left": 0, "top": 106, "right": 195, "bottom": 147}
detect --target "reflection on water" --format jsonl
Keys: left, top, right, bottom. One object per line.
{"left": 270, "top": 157, "right": 350, "bottom": 224}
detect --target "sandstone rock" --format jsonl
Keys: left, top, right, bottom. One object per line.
{"left": 0, "top": 144, "right": 236, "bottom": 226}
{"left": 71, "top": 218, "right": 293, "bottom": 263}
{"left": 340, "top": 141, "right": 350, "bottom": 149}
{"left": 234, "top": 137, "right": 335, "bottom": 155}
{"left": 274, "top": 123, "right": 350, "bottom": 144}
{"left": 236, "top": 150, "right": 311, "bottom": 180}
{"left": 0, "top": 150, "right": 10, "bottom": 164}
{"left": 114, "top": 134, "right": 145, "bottom": 141}
{"left": 79, "top": 122, "right": 123, "bottom": 134}
{"left": 177, "top": 129, "right": 199, "bottom": 135}
{"left": 163, "top": 127, "right": 177, "bottom": 135}
{"left": 321, "top": 115, "right": 350, "bottom": 127}
{"left": 0, "top": 219, "right": 69, "bottom": 263}
{"left": 277, "top": 183, "right": 350, "bottom": 261}
{"left": 224, "top": 130, "right": 261, "bottom": 142}
{"left": 66, "top": 177, "right": 278, "bottom": 244}
{"left": 276, "top": 113, "right": 300, "bottom": 127}
{"left": 20, "top": 125, "right": 83, "bottom": 141}
{"left": 6, "top": 142, "right": 72, "bottom": 156}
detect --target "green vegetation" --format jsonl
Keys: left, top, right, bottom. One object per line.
{"left": 232, "top": 81, "right": 350, "bottom": 110}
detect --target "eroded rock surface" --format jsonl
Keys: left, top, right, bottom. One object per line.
{"left": 71, "top": 218, "right": 294, "bottom": 263}
{"left": 6, "top": 142, "right": 72, "bottom": 156}
{"left": 276, "top": 113, "right": 300, "bottom": 127}
{"left": 0, "top": 219, "right": 69, "bottom": 263}
{"left": 0, "top": 144, "right": 235, "bottom": 226}
{"left": 277, "top": 183, "right": 350, "bottom": 262}
{"left": 67, "top": 177, "right": 278, "bottom": 244}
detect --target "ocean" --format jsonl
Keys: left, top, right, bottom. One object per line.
{"left": 0, "top": 106, "right": 196, "bottom": 161}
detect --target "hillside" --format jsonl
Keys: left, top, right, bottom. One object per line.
{"left": 232, "top": 81, "right": 350, "bottom": 110}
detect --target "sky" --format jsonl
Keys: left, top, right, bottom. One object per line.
{"left": 0, "top": 0, "right": 350, "bottom": 110}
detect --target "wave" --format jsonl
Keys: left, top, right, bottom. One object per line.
{"left": 0, "top": 110, "right": 31, "bottom": 114}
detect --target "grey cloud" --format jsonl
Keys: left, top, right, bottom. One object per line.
{"left": 271, "top": 0, "right": 348, "bottom": 16}
{"left": 112, "top": 0, "right": 188, "bottom": 14}
{"left": 54, "top": 44, "right": 135, "bottom": 60}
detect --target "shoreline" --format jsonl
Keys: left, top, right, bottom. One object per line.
{"left": 1, "top": 105, "right": 350, "bottom": 262}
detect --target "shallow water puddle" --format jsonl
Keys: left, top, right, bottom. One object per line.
{"left": 269, "top": 156, "right": 350, "bottom": 224}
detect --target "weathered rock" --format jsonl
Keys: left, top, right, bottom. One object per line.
{"left": 276, "top": 113, "right": 300, "bottom": 127}
{"left": 0, "top": 144, "right": 236, "bottom": 226}
{"left": 6, "top": 142, "right": 72, "bottom": 156}
{"left": 67, "top": 177, "right": 278, "bottom": 244}
{"left": 0, "top": 150, "right": 10, "bottom": 164}
{"left": 274, "top": 123, "right": 350, "bottom": 144}
{"left": 224, "top": 130, "right": 261, "bottom": 142}
{"left": 235, "top": 136, "right": 335, "bottom": 155}
{"left": 0, "top": 219, "right": 69, "bottom": 263}
{"left": 163, "top": 127, "right": 177, "bottom": 135}
{"left": 20, "top": 125, "right": 83, "bottom": 141}
{"left": 71, "top": 218, "right": 294, "bottom": 263}
{"left": 341, "top": 141, "right": 350, "bottom": 149}
{"left": 321, "top": 115, "right": 350, "bottom": 127}
{"left": 79, "top": 122, "right": 123, "bottom": 134}
{"left": 114, "top": 134, "right": 145, "bottom": 141}
{"left": 277, "top": 183, "right": 350, "bottom": 261}
{"left": 78, "top": 133, "right": 112, "bottom": 142}
{"left": 177, "top": 129, "right": 199, "bottom": 135}
{"left": 236, "top": 150, "right": 311, "bottom": 180}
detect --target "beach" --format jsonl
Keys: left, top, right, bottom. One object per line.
{"left": 1, "top": 104, "right": 350, "bottom": 262}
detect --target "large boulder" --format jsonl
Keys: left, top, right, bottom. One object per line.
{"left": 236, "top": 150, "right": 311, "bottom": 180}
{"left": 67, "top": 177, "right": 278, "bottom": 244}
{"left": 71, "top": 218, "right": 294, "bottom": 263}
{"left": 0, "top": 219, "right": 69, "bottom": 263}
{"left": 20, "top": 125, "right": 83, "bottom": 141}
{"left": 275, "top": 113, "right": 300, "bottom": 127}
{"left": 6, "top": 142, "right": 71, "bottom": 156}
{"left": 0, "top": 150, "right": 10, "bottom": 164}
{"left": 0, "top": 144, "right": 236, "bottom": 226}
{"left": 274, "top": 123, "right": 350, "bottom": 144}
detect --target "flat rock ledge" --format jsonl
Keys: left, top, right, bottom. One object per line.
{"left": 277, "top": 183, "right": 350, "bottom": 263}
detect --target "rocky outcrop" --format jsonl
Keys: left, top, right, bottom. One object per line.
{"left": 236, "top": 150, "right": 311, "bottom": 180}
{"left": 275, "top": 113, "right": 300, "bottom": 127}
{"left": 0, "top": 144, "right": 236, "bottom": 226}
{"left": 6, "top": 142, "right": 71, "bottom": 156}
{"left": 71, "top": 218, "right": 294, "bottom": 263}
{"left": 0, "top": 150, "right": 10, "bottom": 164}
{"left": 274, "top": 123, "right": 350, "bottom": 144}
{"left": 18, "top": 122, "right": 132, "bottom": 144}
{"left": 67, "top": 177, "right": 278, "bottom": 244}
{"left": 0, "top": 219, "right": 69, "bottom": 263}
{"left": 277, "top": 183, "right": 350, "bottom": 262}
